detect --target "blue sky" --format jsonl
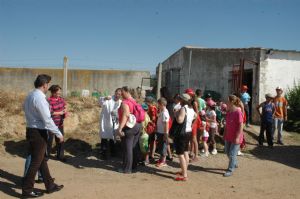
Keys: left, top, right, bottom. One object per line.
{"left": 0, "top": 0, "right": 299, "bottom": 73}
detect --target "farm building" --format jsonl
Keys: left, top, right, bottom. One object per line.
{"left": 157, "top": 46, "right": 300, "bottom": 123}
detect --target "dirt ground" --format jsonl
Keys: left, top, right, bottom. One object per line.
{"left": 1, "top": 125, "right": 300, "bottom": 199}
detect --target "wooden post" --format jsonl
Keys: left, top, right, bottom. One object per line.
{"left": 156, "top": 63, "right": 162, "bottom": 100}
{"left": 187, "top": 49, "right": 192, "bottom": 88}
{"left": 63, "top": 56, "right": 68, "bottom": 97}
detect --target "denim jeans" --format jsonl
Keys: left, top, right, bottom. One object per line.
{"left": 259, "top": 121, "right": 273, "bottom": 146}
{"left": 24, "top": 155, "right": 43, "bottom": 180}
{"left": 224, "top": 141, "right": 240, "bottom": 172}
{"left": 156, "top": 133, "right": 168, "bottom": 158}
{"left": 273, "top": 118, "right": 284, "bottom": 142}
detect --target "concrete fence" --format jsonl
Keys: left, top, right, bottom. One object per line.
{"left": 0, "top": 67, "right": 150, "bottom": 96}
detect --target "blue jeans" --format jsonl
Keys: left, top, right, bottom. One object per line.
{"left": 156, "top": 133, "right": 168, "bottom": 158}
{"left": 24, "top": 155, "right": 43, "bottom": 180}
{"left": 273, "top": 118, "right": 283, "bottom": 142}
{"left": 224, "top": 141, "right": 240, "bottom": 172}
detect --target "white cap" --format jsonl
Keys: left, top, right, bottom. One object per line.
{"left": 276, "top": 86, "right": 283, "bottom": 91}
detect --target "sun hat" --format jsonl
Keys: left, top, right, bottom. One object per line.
{"left": 145, "top": 96, "right": 154, "bottom": 103}
{"left": 126, "top": 114, "right": 136, "bottom": 128}
{"left": 207, "top": 99, "right": 216, "bottom": 107}
{"left": 185, "top": 88, "right": 195, "bottom": 96}
{"left": 142, "top": 103, "right": 148, "bottom": 111}
{"left": 242, "top": 85, "right": 248, "bottom": 91}
{"left": 265, "top": 93, "right": 273, "bottom": 99}
{"left": 180, "top": 93, "right": 191, "bottom": 102}
{"left": 200, "top": 110, "right": 206, "bottom": 116}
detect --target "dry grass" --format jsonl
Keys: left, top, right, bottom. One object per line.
{"left": 0, "top": 90, "right": 26, "bottom": 116}
{"left": 0, "top": 90, "right": 100, "bottom": 144}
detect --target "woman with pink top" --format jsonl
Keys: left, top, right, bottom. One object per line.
{"left": 223, "top": 95, "right": 244, "bottom": 177}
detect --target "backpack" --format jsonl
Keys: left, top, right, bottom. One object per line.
{"left": 128, "top": 99, "right": 145, "bottom": 123}
{"left": 146, "top": 121, "right": 156, "bottom": 135}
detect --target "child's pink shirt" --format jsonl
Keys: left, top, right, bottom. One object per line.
{"left": 224, "top": 109, "right": 244, "bottom": 144}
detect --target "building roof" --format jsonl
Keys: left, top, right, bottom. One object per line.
{"left": 182, "top": 46, "right": 300, "bottom": 53}
{"left": 161, "top": 46, "right": 300, "bottom": 65}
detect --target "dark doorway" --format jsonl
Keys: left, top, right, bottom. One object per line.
{"left": 243, "top": 69, "right": 253, "bottom": 123}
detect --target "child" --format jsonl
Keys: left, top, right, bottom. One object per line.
{"left": 200, "top": 110, "right": 209, "bottom": 157}
{"left": 156, "top": 98, "right": 170, "bottom": 167}
{"left": 145, "top": 96, "right": 158, "bottom": 161}
{"left": 185, "top": 89, "right": 200, "bottom": 162}
{"left": 173, "top": 94, "right": 182, "bottom": 113}
{"left": 223, "top": 95, "right": 244, "bottom": 177}
{"left": 139, "top": 103, "right": 151, "bottom": 165}
{"left": 257, "top": 93, "right": 275, "bottom": 147}
{"left": 206, "top": 100, "right": 218, "bottom": 155}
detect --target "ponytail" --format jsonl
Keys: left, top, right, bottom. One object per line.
{"left": 228, "top": 95, "right": 241, "bottom": 107}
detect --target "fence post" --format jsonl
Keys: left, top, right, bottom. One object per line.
{"left": 156, "top": 63, "right": 162, "bottom": 100}
{"left": 63, "top": 56, "right": 68, "bottom": 97}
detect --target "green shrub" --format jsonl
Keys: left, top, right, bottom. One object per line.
{"left": 286, "top": 80, "right": 300, "bottom": 117}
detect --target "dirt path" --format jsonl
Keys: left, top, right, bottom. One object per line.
{"left": 1, "top": 126, "right": 300, "bottom": 199}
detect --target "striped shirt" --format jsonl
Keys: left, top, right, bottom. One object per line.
{"left": 48, "top": 96, "right": 66, "bottom": 127}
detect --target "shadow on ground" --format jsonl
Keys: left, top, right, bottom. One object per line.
{"left": 3, "top": 138, "right": 230, "bottom": 179}
{"left": 250, "top": 145, "right": 300, "bottom": 170}
{"left": 4, "top": 140, "right": 28, "bottom": 158}
{"left": 0, "top": 169, "right": 24, "bottom": 198}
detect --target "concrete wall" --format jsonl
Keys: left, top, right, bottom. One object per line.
{"left": 160, "top": 47, "right": 263, "bottom": 122}
{"left": 259, "top": 50, "right": 300, "bottom": 104}
{"left": 182, "top": 48, "right": 261, "bottom": 101}
{"left": 0, "top": 67, "right": 150, "bottom": 95}
{"left": 161, "top": 47, "right": 261, "bottom": 99}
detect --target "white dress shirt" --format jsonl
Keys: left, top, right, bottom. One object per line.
{"left": 24, "top": 89, "right": 63, "bottom": 138}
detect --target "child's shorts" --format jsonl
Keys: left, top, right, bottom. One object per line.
{"left": 202, "top": 136, "right": 209, "bottom": 142}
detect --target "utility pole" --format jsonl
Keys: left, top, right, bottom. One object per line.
{"left": 63, "top": 56, "right": 68, "bottom": 97}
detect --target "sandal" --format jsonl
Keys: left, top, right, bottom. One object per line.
{"left": 189, "top": 157, "right": 199, "bottom": 163}
{"left": 175, "top": 176, "right": 187, "bottom": 181}
{"left": 175, "top": 171, "right": 183, "bottom": 175}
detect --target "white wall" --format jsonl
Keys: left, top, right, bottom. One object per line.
{"left": 259, "top": 51, "right": 300, "bottom": 104}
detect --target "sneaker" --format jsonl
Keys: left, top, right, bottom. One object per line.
{"left": 237, "top": 151, "right": 244, "bottom": 156}
{"left": 166, "top": 156, "right": 173, "bottom": 161}
{"left": 277, "top": 141, "right": 284, "bottom": 145}
{"left": 211, "top": 149, "right": 218, "bottom": 155}
{"left": 205, "top": 152, "right": 209, "bottom": 157}
{"left": 35, "top": 178, "right": 44, "bottom": 184}
{"left": 156, "top": 161, "right": 167, "bottom": 167}
{"left": 144, "top": 160, "right": 150, "bottom": 165}
{"left": 201, "top": 149, "right": 205, "bottom": 153}
{"left": 223, "top": 171, "right": 233, "bottom": 177}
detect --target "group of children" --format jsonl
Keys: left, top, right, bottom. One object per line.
{"left": 138, "top": 88, "right": 226, "bottom": 168}
{"left": 98, "top": 85, "right": 288, "bottom": 179}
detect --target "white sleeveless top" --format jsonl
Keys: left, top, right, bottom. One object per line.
{"left": 184, "top": 105, "right": 195, "bottom": 132}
